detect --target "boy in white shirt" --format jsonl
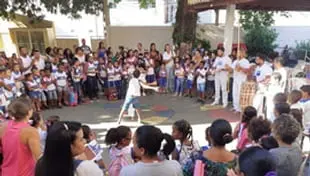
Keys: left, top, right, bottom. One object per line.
{"left": 55, "top": 64, "right": 68, "bottom": 108}
{"left": 211, "top": 47, "right": 232, "bottom": 108}
{"left": 117, "top": 69, "right": 159, "bottom": 124}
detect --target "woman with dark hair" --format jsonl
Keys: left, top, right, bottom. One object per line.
{"left": 0, "top": 97, "right": 41, "bottom": 176}
{"left": 227, "top": 146, "right": 277, "bottom": 176}
{"left": 183, "top": 119, "right": 236, "bottom": 176}
{"left": 97, "top": 41, "right": 106, "bottom": 60}
{"left": 63, "top": 48, "right": 74, "bottom": 65}
{"left": 35, "top": 121, "right": 103, "bottom": 176}
{"left": 150, "top": 43, "right": 162, "bottom": 75}
{"left": 120, "top": 125, "right": 182, "bottom": 176}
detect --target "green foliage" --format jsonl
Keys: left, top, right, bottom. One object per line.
{"left": 294, "top": 40, "right": 310, "bottom": 60}
{"left": 0, "top": 0, "right": 104, "bottom": 19}
{"left": 239, "top": 10, "right": 275, "bottom": 30}
{"left": 244, "top": 26, "right": 278, "bottom": 56}
{"left": 138, "top": 0, "right": 155, "bottom": 8}
{"left": 0, "top": 0, "right": 153, "bottom": 20}
{"left": 193, "top": 39, "right": 211, "bottom": 51}
{"left": 239, "top": 10, "right": 280, "bottom": 56}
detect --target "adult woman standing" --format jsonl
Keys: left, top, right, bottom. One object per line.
{"left": 150, "top": 43, "right": 162, "bottom": 74}
{"left": 35, "top": 121, "right": 103, "bottom": 176}
{"left": 97, "top": 41, "right": 106, "bottom": 60}
{"left": 162, "top": 44, "right": 175, "bottom": 93}
{"left": 120, "top": 125, "right": 182, "bottom": 176}
{"left": 183, "top": 119, "right": 236, "bottom": 176}
{"left": 63, "top": 48, "right": 74, "bottom": 65}
{"left": 0, "top": 97, "right": 41, "bottom": 176}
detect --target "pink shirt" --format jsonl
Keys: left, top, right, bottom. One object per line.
{"left": 108, "top": 146, "right": 133, "bottom": 176}
{"left": 1, "top": 120, "right": 36, "bottom": 176}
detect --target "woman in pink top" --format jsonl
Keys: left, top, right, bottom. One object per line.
{"left": 0, "top": 97, "right": 41, "bottom": 176}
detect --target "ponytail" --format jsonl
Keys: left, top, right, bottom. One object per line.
{"left": 105, "top": 126, "right": 131, "bottom": 146}
{"left": 162, "top": 133, "right": 176, "bottom": 158}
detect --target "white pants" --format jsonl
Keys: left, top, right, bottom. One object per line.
{"left": 214, "top": 73, "right": 228, "bottom": 106}
{"left": 253, "top": 91, "right": 265, "bottom": 117}
{"left": 233, "top": 78, "right": 245, "bottom": 112}
{"left": 265, "top": 93, "right": 275, "bottom": 122}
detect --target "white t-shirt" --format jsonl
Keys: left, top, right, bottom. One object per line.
{"left": 196, "top": 68, "right": 207, "bottom": 84}
{"left": 254, "top": 63, "right": 273, "bottom": 83}
{"left": 55, "top": 71, "right": 67, "bottom": 87}
{"left": 163, "top": 51, "right": 174, "bottom": 68}
{"left": 126, "top": 78, "right": 141, "bottom": 98}
{"left": 213, "top": 56, "right": 232, "bottom": 77}
{"left": 4, "top": 76, "right": 16, "bottom": 98}
{"left": 114, "top": 67, "right": 122, "bottom": 81}
{"left": 12, "top": 71, "right": 22, "bottom": 81}
{"left": 43, "top": 76, "right": 56, "bottom": 91}
{"left": 33, "top": 57, "right": 45, "bottom": 70}
{"left": 187, "top": 68, "right": 195, "bottom": 81}
{"left": 274, "top": 67, "right": 287, "bottom": 92}
{"left": 107, "top": 67, "right": 115, "bottom": 81}
{"left": 75, "top": 55, "right": 86, "bottom": 63}
{"left": 21, "top": 55, "right": 32, "bottom": 74}
{"left": 231, "top": 58, "right": 250, "bottom": 82}
{"left": 147, "top": 66, "right": 155, "bottom": 75}
{"left": 120, "top": 160, "right": 183, "bottom": 176}
{"left": 174, "top": 68, "right": 184, "bottom": 78}
{"left": 75, "top": 160, "right": 103, "bottom": 176}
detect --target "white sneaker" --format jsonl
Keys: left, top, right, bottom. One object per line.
{"left": 173, "top": 93, "right": 178, "bottom": 96}
{"left": 211, "top": 102, "right": 219, "bottom": 106}
{"left": 222, "top": 104, "right": 228, "bottom": 108}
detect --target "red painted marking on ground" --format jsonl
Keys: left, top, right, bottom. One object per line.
{"left": 207, "top": 109, "right": 240, "bottom": 122}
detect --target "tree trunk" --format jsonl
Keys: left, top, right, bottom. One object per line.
{"left": 103, "top": 0, "right": 111, "bottom": 46}
{"left": 215, "top": 9, "right": 219, "bottom": 26}
{"left": 172, "top": 0, "right": 198, "bottom": 46}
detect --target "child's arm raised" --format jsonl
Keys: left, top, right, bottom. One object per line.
{"left": 139, "top": 81, "right": 159, "bottom": 92}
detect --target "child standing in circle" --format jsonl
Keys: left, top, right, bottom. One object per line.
{"left": 117, "top": 70, "right": 159, "bottom": 124}
{"left": 184, "top": 62, "right": 195, "bottom": 98}
{"left": 25, "top": 73, "right": 41, "bottom": 111}
{"left": 158, "top": 63, "right": 167, "bottom": 94}
{"left": 174, "top": 62, "right": 185, "bottom": 97}
{"left": 196, "top": 61, "right": 207, "bottom": 103}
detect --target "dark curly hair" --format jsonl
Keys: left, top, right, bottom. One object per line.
{"left": 272, "top": 114, "right": 301, "bottom": 145}
{"left": 248, "top": 117, "right": 271, "bottom": 143}
{"left": 241, "top": 106, "right": 257, "bottom": 125}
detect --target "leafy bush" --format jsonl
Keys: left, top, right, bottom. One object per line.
{"left": 294, "top": 40, "right": 310, "bottom": 60}
{"left": 193, "top": 38, "right": 211, "bottom": 51}
{"left": 244, "top": 26, "right": 278, "bottom": 56}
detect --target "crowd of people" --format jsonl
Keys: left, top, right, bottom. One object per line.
{"left": 0, "top": 39, "right": 310, "bottom": 176}
{"left": 0, "top": 93, "right": 308, "bottom": 176}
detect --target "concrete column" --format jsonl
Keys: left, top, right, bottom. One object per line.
{"left": 223, "top": 4, "right": 236, "bottom": 56}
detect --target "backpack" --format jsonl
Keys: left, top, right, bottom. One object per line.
{"left": 108, "top": 150, "right": 133, "bottom": 176}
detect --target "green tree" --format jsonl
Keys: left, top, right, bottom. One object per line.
{"left": 172, "top": 0, "right": 198, "bottom": 46}
{"left": 239, "top": 10, "right": 279, "bottom": 56}
{"left": 0, "top": 0, "right": 197, "bottom": 46}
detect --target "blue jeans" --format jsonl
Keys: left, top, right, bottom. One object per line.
{"left": 166, "top": 66, "right": 174, "bottom": 92}
{"left": 175, "top": 78, "right": 185, "bottom": 94}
